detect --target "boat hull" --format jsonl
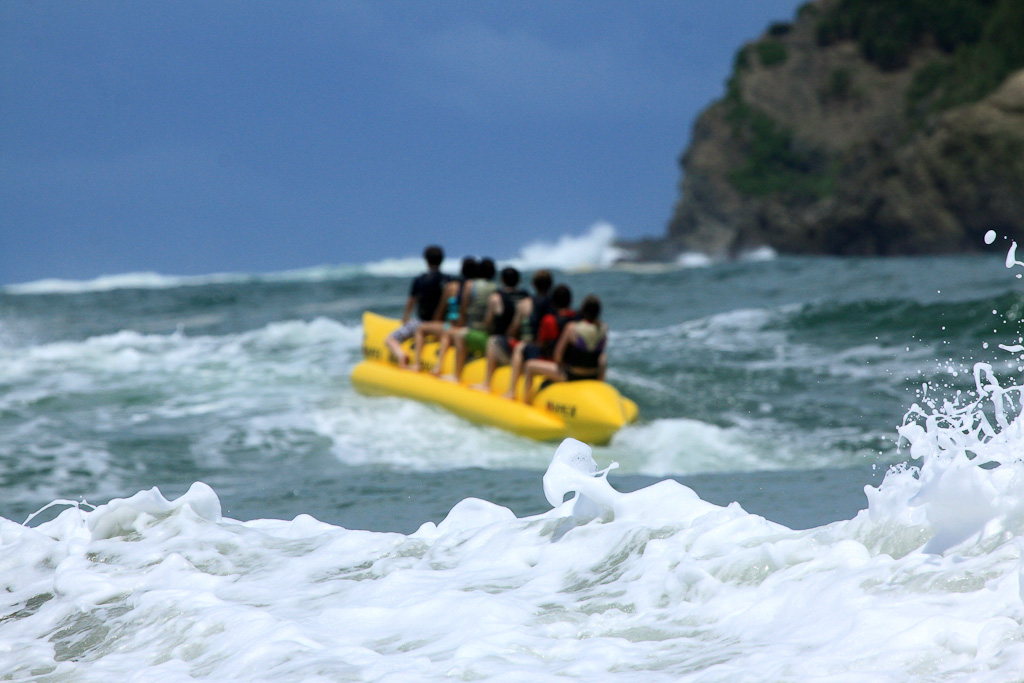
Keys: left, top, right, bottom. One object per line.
{"left": 351, "top": 312, "right": 638, "bottom": 445}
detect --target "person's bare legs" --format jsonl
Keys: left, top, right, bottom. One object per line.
{"left": 411, "top": 321, "right": 444, "bottom": 371}
{"left": 385, "top": 335, "right": 408, "bottom": 367}
{"left": 432, "top": 328, "right": 454, "bottom": 375}
{"left": 410, "top": 327, "right": 426, "bottom": 371}
{"left": 447, "top": 331, "right": 469, "bottom": 382}
{"left": 471, "top": 337, "right": 509, "bottom": 392}
{"left": 504, "top": 344, "right": 526, "bottom": 399}
{"left": 521, "top": 359, "right": 563, "bottom": 404}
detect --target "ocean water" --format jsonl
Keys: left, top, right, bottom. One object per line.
{"left": 2, "top": 226, "right": 1024, "bottom": 680}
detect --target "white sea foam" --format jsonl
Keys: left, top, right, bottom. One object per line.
{"left": 1, "top": 264, "right": 381, "bottom": 294}
{"left": 6, "top": 299, "right": 891, "bottom": 484}
{"left": 3, "top": 234, "right": 1023, "bottom": 680}
{"left": 672, "top": 245, "right": 776, "bottom": 268}
{"left": 2, "top": 425, "right": 1023, "bottom": 681}
{"left": 607, "top": 418, "right": 801, "bottom": 475}
{"left": 0, "top": 317, "right": 365, "bottom": 511}
{"left": 740, "top": 245, "right": 778, "bottom": 262}
{"left": 1, "top": 315, "right": 685, "bottom": 484}
{"left": 4, "top": 224, "right": 631, "bottom": 294}
{"left": 365, "top": 222, "right": 630, "bottom": 277}
{"left": 2, "top": 271, "right": 250, "bottom": 294}
{"left": 507, "top": 221, "right": 628, "bottom": 271}
{"left": 675, "top": 251, "right": 714, "bottom": 268}
{"left": 0, "top": 290, "right": 912, "bottom": 484}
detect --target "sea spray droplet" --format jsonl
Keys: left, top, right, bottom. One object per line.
{"left": 985, "top": 230, "right": 997, "bottom": 245}
{"left": 1006, "top": 241, "right": 1022, "bottom": 269}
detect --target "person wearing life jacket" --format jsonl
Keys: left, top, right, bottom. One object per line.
{"left": 411, "top": 256, "right": 476, "bottom": 372}
{"left": 466, "top": 268, "right": 552, "bottom": 395}
{"left": 469, "top": 266, "right": 530, "bottom": 391}
{"left": 436, "top": 257, "right": 498, "bottom": 381}
{"left": 506, "top": 269, "right": 553, "bottom": 351}
{"left": 503, "top": 278, "right": 564, "bottom": 398}
{"left": 385, "top": 245, "right": 449, "bottom": 367}
{"left": 558, "top": 294, "right": 608, "bottom": 382}
{"left": 523, "top": 276, "right": 554, "bottom": 344}
{"left": 521, "top": 292, "right": 606, "bottom": 404}
{"left": 516, "top": 284, "right": 578, "bottom": 402}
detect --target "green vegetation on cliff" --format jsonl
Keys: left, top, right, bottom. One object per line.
{"left": 723, "top": 0, "right": 1024, "bottom": 200}
{"left": 816, "top": 0, "right": 992, "bottom": 70}
{"left": 722, "top": 83, "right": 835, "bottom": 200}
{"left": 723, "top": 41, "right": 832, "bottom": 201}
{"left": 816, "top": 0, "right": 1024, "bottom": 116}
{"left": 664, "top": 0, "right": 1024, "bottom": 258}
{"left": 908, "top": 0, "right": 1024, "bottom": 118}
{"left": 755, "top": 39, "right": 789, "bottom": 67}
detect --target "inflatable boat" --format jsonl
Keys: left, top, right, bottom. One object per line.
{"left": 350, "top": 312, "right": 638, "bottom": 445}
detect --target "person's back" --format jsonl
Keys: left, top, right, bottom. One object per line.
{"left": 412, "top": 269, "right": 448, "bottom": 322}
{"left": 463, "top": 258, "right": 498, "bottom": 331}
{"left": 520, "top": 290, "right": 608, "bottom": 403}
{"left": 560, "top": 295, "right": 607, "bottom": 381}
{"left": 502, "top": 274, "right": 561, "bottom": 398}
{"left": 518, "top": 269, "right": 553, "bottom": 344}
{"left": 471, "top": 268, "right": 541, "bottom": 393}
{"left": 535, "top": 284, "right": 576, "bottom": 360}
{"left": 492, "top": 267, "right": 529, "bottom": 337}
{"left": 451, "top": 257, "right": 499, "bottom": 379}
{"left": 515, "top": 284, "right": 575, "bottom": 402}
{"left": 441, "top": 257, "right": 477, "bottom": 325}
{"left": 417, "top": 257, "right": 477, "bottom": 373}
{"left": 386, "top": 244, "right": 446, "bottom": 366}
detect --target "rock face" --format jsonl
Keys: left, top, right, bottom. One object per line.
{"left": 654, "top": 0, "right": 1024, "bottom": 259}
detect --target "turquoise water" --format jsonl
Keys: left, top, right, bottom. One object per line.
{"left": 4, "top": 253, "right": 1024, "bottom": 681}
{"left": 1, "top": 255, "right": 1014, "bottom": 530}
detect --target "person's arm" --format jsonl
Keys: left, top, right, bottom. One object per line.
{"left": 401, "top": 295, "right": 416, "bottom": 324}
{"left": 507, "top": 298, "right": 530, "bottom": 340}
{"left": 553, "top": 322, "right": 575, "bottom": 365}
{"left": 597, "top": 323, "right": 608, "bottom": 379}
{"left": 482, "top": 292, "right": 502, "bottom": 333}
{"left": 457, "top": 280, "right": 473, "bottom": 326}
{"left": 432, "top": 281, "right": 455, "bottom": 321}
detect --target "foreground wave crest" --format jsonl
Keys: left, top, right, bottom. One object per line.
{"left": 3, "top": 428, "right": 1023, "bottom": 681}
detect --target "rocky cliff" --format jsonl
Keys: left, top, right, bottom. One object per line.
{"left": 648, "top": 0, "right": 1024, "bottom": 259}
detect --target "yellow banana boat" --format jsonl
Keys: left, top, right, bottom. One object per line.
{"left": 351, "top": 312, "right": 638, "bottom": 445}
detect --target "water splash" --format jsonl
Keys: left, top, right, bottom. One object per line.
{"left": 509, "top": 221, "right": 627, "bottom": 271}
{"left": 364, "top": 223, "right": 628, "bottom": 276}
{"left": 868, "top": 237, "right": 1024, "bottom": 555}
{"left": 1005, "top": 239, "right": 1024, "bottom": 280}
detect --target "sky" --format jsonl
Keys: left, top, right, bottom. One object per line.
{"left": 1, "top": 0, "right": 806, "bottom": 285}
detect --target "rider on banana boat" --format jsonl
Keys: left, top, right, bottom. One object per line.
{"left": 409, "top": 256, "right": 476, "bottom": 372}
{"left": 434, "top": 257, "right": 498, "bottom": 381}
{"left": 471, "top": 268, "right": 551, "bottom": 392}
{"left": 384, "top": 245, "right": 448, "bottom": 367}
{"left": 507, "top": 283, "right": 575, "bottom": 400}
{"left": 521, "top": 293, "right": 606, "bottom": 404}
